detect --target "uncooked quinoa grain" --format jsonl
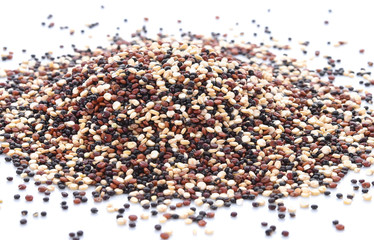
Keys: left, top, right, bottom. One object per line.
{"left": 25, "top": 195, "right": 33, "bottom": 202}
{"left": 336, "top": 224, "right": 345, "bottom": 231}
{"left": 160, "top": 232, "right": 170, "bottom": 239}
{"left": 281, "top": 230, "right": 289, "bottom": 237}
{"left": 129, "top": 222, "right": 136, "bottom": 228}
{"left": 311, "top": 204, "right": 318, "bottom": 210}
{"left": 230, "top": 212, "right": 238, "bottom": 217}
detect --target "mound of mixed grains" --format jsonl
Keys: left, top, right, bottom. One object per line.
{"left": 1, "top": 34, "right": 374, "bottom": 209}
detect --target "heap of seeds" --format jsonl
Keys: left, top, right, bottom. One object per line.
{"left": 1, "top": 34, "right": 374, "bottom": 209}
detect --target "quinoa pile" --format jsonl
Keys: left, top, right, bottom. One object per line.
{"left": 1, "top": 34, "right": 374, "bottom": 209}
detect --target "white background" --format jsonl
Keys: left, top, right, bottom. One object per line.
{"left": 1, "top": 0, "right": 374, "bottom": 239}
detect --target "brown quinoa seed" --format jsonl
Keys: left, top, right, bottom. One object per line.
{"left": 160, "top": 233, "right": 170, "bottom": 239}
{"left": 25, "top": 195, "right": 33, "bottom": 202}
{"left": 336, "top": 224, "right": 345, "bottom": 231}
{"left": 128, "top": 215, "right": 138, "bottom": 221}
{"left": 198, "top": 220, "right": 207, "bottom": 227}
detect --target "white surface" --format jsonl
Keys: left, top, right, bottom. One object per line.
{"left": 1, "top": 0, "right": 374, "bottom": 239}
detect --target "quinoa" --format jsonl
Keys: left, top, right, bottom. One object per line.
{"left": 1, "top": 33, "right": 374, "bottom": 208}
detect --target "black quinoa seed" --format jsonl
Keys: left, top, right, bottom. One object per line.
{"left": 91, "top": 207, "right": 99, "bottom": 214}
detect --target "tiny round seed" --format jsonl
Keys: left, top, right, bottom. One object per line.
{"left": 336, "top": 224, "right": 345, "bottom": 231}
{"left": 363, "top": 193, "right": 372, "bottom": 201}
{"left": 25, "top": 195, "right": 33, "bottom": 202}
{"left": 311, "top": 204, "right": 318, "bottom": 210}
{"left": 160, "top": 232, "right": 170, "bottom": 239}
{"left": 281, "top": 231, "right": 289, "bottom": 237}
{"left": 117, "top": 217, "right": 127, "bottom": 225}
{"left": 205, "top": 228, "right": 214, "bottom": 235}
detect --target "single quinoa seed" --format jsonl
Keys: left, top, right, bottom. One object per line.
{"left": 336, "top": 224, "right": 345, "bottom": 231}
{"left": 91, "top": 207, "right": 99, "bottom": 214}
{"left": 198, "top": 220, "right": 207, "bottom": 227}
{"left": 311, "top": 204, "right": 318, "bottom": 210}
{"left": 160, "top": 232, "right": 170, "bottom": 239}
{"left": 281, "top": 231, "right": 289, "bottom": 237}
{"left": 25, "top": 195, "right": 33, "bottom": 202}
{"left": 230, "top": 212, "right": 238, "bottom": 217}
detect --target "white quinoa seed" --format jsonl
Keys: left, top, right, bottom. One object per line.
{"left": 363, "top": 193, "right": 372, "bottom": 201}
{"left": 112, "top": 101, "right": 121, "bottom": 110}
{"left": 205, "top": 228, "right": 214, "bottom": 235}
{"left": 117, "top": 217, "right": 127, "bottom": 225}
